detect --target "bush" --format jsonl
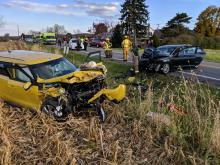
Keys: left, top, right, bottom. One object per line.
{"left": 161, "top": 34, "right": 220, "bottom": 49}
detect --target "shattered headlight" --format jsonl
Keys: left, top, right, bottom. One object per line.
{"left": 59, "top": 88, "right": 65, "bottom": 94}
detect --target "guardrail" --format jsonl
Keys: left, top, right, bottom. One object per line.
{"left": 86, "top": 51, "right": 102, "bottom": 62}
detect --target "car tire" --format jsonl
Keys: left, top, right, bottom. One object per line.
{"left": 41, "top": 98, "right": 68, "bottom": 121}
{"left": 161, "top": 63, "right": 170, "bottom": 74}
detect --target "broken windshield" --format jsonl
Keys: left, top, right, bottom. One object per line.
{"left": 30, "top": 57, "right": 77, "bottom": 80}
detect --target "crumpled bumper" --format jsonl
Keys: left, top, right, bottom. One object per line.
{"left": 88, "top": 84, "right": 126, "bottom": 103}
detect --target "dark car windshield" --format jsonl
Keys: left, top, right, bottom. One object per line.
{"left": 30, "top": 57, "right": 77, "bottom": 80}
{"left": 46, "top": 36, "right": 55, "bottom": 39}
{"left": 155, "top": 46, "right": 178, "bottom": 56}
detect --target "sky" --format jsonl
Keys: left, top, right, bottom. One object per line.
{"left": 0, "top": 0, "right": 219, "bottom": 36}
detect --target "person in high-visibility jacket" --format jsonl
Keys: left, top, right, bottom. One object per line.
{"left": 121, "top": 36, "right": 132, "bottom": 61}
{"left": 103, "top": 38, "right": 112, "bottom": 58}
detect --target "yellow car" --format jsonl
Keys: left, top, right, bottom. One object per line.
{"left": 0, "top": 50, "right": 126, "bottom": 121}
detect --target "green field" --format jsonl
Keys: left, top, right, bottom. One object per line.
{"left": 205, "top": 49, "right": 220, "bottom": 63}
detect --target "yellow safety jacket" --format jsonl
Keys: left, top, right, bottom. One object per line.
{"left": 103, "top": 41, "right": 112, "bottom": 51}
{"left": 121, "top": 39, "right": 132, "bottom": 48}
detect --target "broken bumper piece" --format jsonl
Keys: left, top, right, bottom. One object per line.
{"left": 88, "top": 84, "right": 126, "bottom": 103}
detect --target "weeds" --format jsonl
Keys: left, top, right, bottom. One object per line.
{"left": 0, "top": 44, "right": 219, "bottom": 164}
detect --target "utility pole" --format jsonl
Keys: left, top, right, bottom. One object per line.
{"left": 17, "top": 24, "right": 20, "bottom": 36}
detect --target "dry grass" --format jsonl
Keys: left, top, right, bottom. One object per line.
{"left": 0, "top": 43, "right": 220, "bottom": 164}
{"left": 0, "top": 40, "right": 28, "bottom": 51}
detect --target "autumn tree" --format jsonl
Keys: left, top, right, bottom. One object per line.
{"left": 161, "top": 13, "right": 192, "bottom": 37}
{"left": 194, "top": 6, "right": 220, "bottom": 37}
{"left": 93, "top": 23, "right": 108, "bottom": 34}
{"left": 120, "top": 0, "right": 150, "bottom": 38}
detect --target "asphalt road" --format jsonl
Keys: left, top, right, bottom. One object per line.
{"left": 74, "top": 46, "right": 220, "bottom": 87}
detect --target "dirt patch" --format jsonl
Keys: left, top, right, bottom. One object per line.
{"left": 0, "top": 40, "right": 28, "bottom": 51}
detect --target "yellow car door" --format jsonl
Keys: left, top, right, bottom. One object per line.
{"left": 7, "top": 66, "right": 41, "bottom": 110}
{"left": 0, "top": 62, "right": 11, "bottom": 100}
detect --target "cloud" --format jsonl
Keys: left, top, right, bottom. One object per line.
{"left": 0, "top": 0, "right": 120, "bottom": 18}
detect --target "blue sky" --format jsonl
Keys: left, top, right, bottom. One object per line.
{"left": 0, "top": 0, "right": 219, "bottom": 35}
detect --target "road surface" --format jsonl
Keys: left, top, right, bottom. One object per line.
{"left": 74, "top": 47, "right": 220, "bottom": 87}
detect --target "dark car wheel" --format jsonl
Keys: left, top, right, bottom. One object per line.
{"left": 41, "top": 99, "right": 68, "bottom": 121}
{"left": 161, "top": 63, "right": 170, "bottom": 74}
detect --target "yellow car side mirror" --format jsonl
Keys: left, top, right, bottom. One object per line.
{"left": 23, "top": 82, "right": 32, "bottom": 90}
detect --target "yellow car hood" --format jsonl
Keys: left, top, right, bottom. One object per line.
{"left": 37, "top": 70, "right": 104, "bottom": 84}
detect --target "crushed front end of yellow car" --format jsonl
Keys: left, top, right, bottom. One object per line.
{"left": 37, "top": 62, "right": 126, "bottom": 122}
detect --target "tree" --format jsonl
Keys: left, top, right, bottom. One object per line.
{"left": 93, "top": 23, "right": 108, "bottom": 34}
{"left": 53, "top": 24, "right": 66, "bottom": 34}
{"left": 161, "top": 13, "right": 192, "bottom": 37}
{"left": 4, "top": 33, "right": 9, "bottom": 37}
{"left": 46, "top": 24, "right": 67, "bottom": 34}
{"left": 111, "top": 24, "right": 123, "bottom": 48}
{"left": 151, "top": 34, "right": 160, "bottom": 47}
{"left": 194, "top": 6, "right": 220, "bottom": 37}
{"left": 120, "top": 0, "right": 150, "bottom": 39}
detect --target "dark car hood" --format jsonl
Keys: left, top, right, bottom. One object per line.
{"left": 142, "top": 50, "right": 170, "bottom": 60}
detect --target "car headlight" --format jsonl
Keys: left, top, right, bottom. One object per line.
{"left": 59, "top": 88, "right": 65, "bottom": 94}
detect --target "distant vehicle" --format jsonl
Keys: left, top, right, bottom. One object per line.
{"left": 24, "top": 35, "right": 33, "bottom": 43}
{"left": 69, "top": 38, "right": 84, "bottom": 50}
{"left": 139, "top": 45, "right": 206, "bottom": 74}
{"left": 33, "top": 35, "right": 41, "bottom": 43}
{"left": 40, "top": 33, "right": 56, "bottom": 45}
{"left": 89, "top": 38, "right": 104, "bottom": 48}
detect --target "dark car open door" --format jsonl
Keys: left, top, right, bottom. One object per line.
{"left": 172, "top": 47, "right": 197, "bottom": 67}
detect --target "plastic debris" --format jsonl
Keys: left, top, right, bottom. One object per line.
{"left": 146, "top": 112, "right": 171, "bottom": 126}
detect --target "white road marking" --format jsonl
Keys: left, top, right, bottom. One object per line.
{"left": 200, "top": 64, "right": 220, "bottom": 69}
{"left": 179, "top": 71, "right": 220, "bottom": 81}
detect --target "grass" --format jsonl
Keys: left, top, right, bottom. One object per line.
{"left": 0, "top": 43, "right": 220, "bottom": 164}
{"left": 205, "top": 49, "right": 220, "bottom": 63}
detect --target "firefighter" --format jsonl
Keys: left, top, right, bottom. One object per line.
{"left": 121, "top": 36, "right": 132, "bottom": 61}
{"left": 83, "top": 37, "right": 89, "bottom": 51}
{"left": 103, "top": 38, "right": 112, "bottom": 58}
{"left": 131, "top": 43, "right": 139, "bottom": 73}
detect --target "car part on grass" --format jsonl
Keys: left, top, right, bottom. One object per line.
{"left": 167, "top": 103, "right": 186, "bottom": 116}
{"left": 158, "top": 98, "right": 186, "bottom": 116}
{"left": 146, "top": 112, "right": 171, "bottom": 126}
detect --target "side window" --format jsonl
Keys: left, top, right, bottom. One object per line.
{"left": 179, "top": 47, "right": 196, "bottom": 56}
{"left": 0, "top": 62, "right": 9, "bottom": 77}
{"left": 196, "top": 48, "right": 204, "bottom": 53}
{"left": 7, "top": 67, "right": 33, "bottom": 83}
{"left": 15, "top": 69, "right": 31, "bottom": 82}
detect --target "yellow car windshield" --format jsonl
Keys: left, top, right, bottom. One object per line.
{"left": 30, "top": 57, "right": 77, "bottom": 80}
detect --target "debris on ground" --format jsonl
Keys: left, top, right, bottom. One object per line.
{"left": 159, "top": 97, "right": 186, "bottom": 116}
{"left": 167, "top": 103, "right": 186, "bottom": 115}
{"left": 80, "top": 61, "right": 107, "bottom": 74}
{"left": 146, "top": 111, "right": 172, "bottom": 126}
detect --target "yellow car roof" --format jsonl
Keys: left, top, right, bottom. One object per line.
{"left": 0, "top": 50, "right": 63, "bottom": 65}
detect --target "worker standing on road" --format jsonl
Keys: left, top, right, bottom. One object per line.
{"left": 83, "top": 38, "right": 89, "bottom": 51}
{"left": 63, "top": 36, "right": 69, "bottom": 55}
{"left": 121, "top": 36, "right": 132, "bottom": 61}
{"left": 131, "top": 43, "right": 139, "bottom": 73}
{"left": 103, "top": 38, "right": 112, "bottom": 58}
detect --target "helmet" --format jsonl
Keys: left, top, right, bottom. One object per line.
{"left": 106, "top": 38, "right": 110, "bottom": 41}
{"left": 124, "top": 36, "right": 128, "bottom": 39}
